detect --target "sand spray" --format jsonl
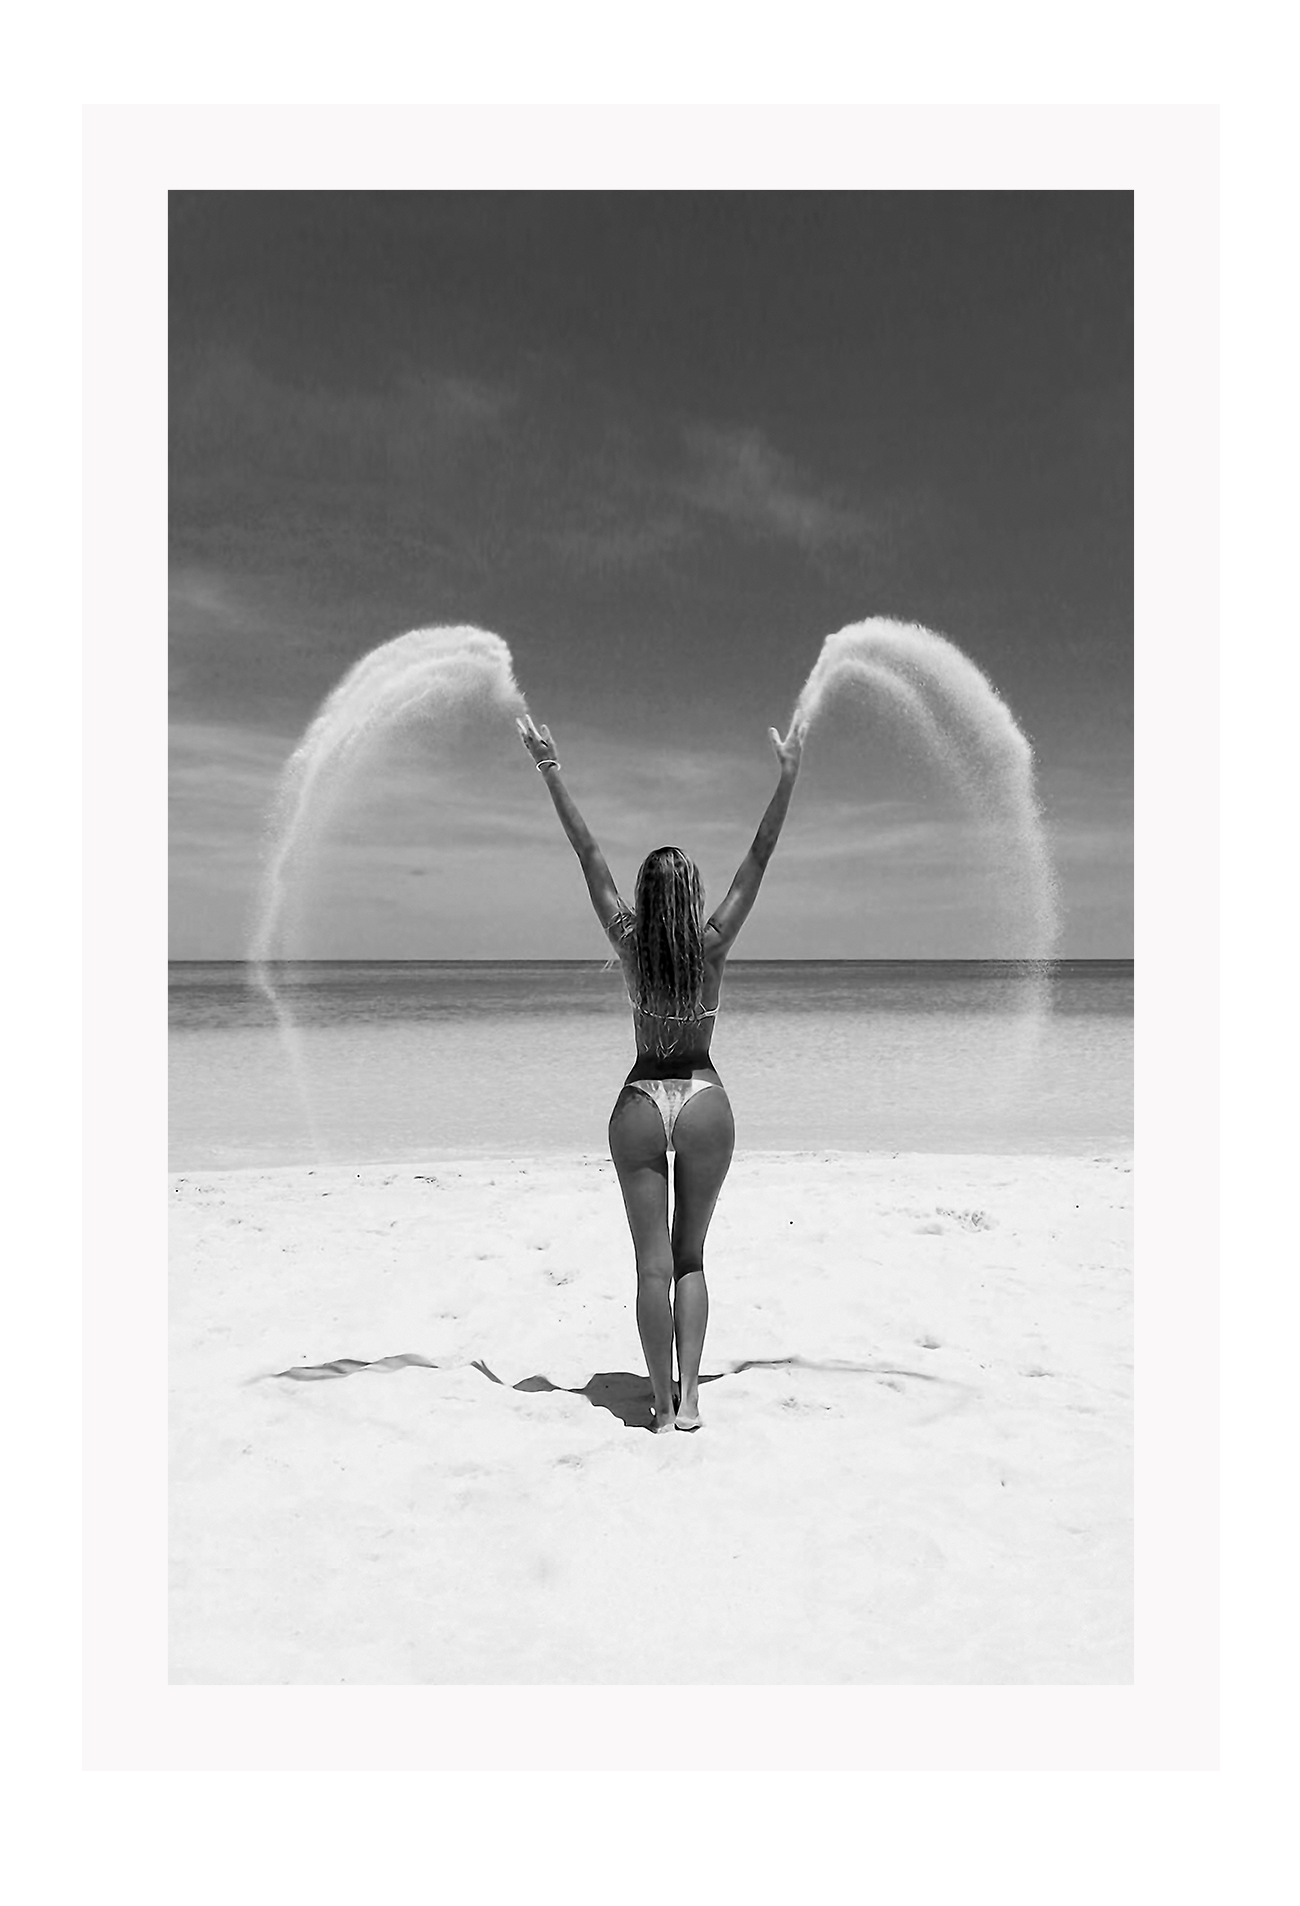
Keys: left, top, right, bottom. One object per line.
{"left": 250, "top": 626, "right": 528, "bottom": 970}
{"left": 792, "top": 617, "right": 1059, "bottom": 958}
{"left": 791, "top": 617, "right": 1059, "bottom": 1078}
{"left": 248, "top": 626, "right": 529, "bottom": 1150}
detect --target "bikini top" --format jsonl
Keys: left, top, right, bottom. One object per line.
{"left": 626, "top": 994, "right": 720, "bottom": 1026}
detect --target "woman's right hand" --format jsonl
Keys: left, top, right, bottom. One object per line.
{"left": 768, "top": 720, "right": 806, "bottom": 777}
{"left": 516, "top": 715, "right": 560, "bottom": 770}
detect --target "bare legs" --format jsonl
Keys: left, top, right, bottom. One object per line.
{"left": 632, "top": 1254, "right": 709, "bottom": 1431}
{"left": 610, "top": 1083, "right": 735, "bottom": 1432}
{"left": 633, "top": 1249, "right": 677, "bottom": 1430}
{"left": 670, "top": 1268, "right": 708, "bottom": 1428}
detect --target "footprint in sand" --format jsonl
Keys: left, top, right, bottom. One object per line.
{"left": 938, "top": 1207, "right": 997, "bottom": 1232}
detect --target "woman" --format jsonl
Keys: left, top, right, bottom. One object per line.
{"left": 517, "top": 712, "right": 805, "bottom": 1433}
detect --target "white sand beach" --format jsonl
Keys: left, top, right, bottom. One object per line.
{"left": 170, "top": 1151, "right": 1131, "bottom": 1684}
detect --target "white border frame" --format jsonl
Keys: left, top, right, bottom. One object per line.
{"left": 86, "top": 104, "right": 1216, "bottom": 1770}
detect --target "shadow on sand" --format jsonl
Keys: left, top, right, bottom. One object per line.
{"left": 269, "top": 1352, "right": 946, "bottom": 1433}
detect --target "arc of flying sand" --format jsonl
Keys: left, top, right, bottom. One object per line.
{"left": 793, "top": 618, "right": 1060, "bottom": 959}
{"left": 802, "top": 654, "right": 988, "bottom": 816}
{"left": 791, "top": 651, "right": 1038, "bottom": 977}
{"left": 796, "top": 620, "right": 1037, "bottom": 813}
{"left": 247, "top": 626, "right": 532, "bottom": 1159}
{"left": 250, "top": 625, "right": 529, "bottom": 970}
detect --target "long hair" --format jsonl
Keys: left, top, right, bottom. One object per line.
{"left": 628, "top": 846, "right": 706, "bottom": 1018}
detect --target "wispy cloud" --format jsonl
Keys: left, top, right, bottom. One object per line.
{"left": 173, "top": 351, "right": 513, "bottom": 483}
{"left": 169, "top": 721, "right": 291, "bottom": 866}
{"left": 171, "top": 350, "right": 519, "bottom": 590}
{"left": 537, "top": 416, "right": 901, "bottom": 580}
{"left": 679, "top": 423, "right": 875, "bottom": 553}
{"left": 172, "top": 345, "right": 907, "bottom": 614}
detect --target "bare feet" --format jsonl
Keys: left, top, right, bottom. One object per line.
{"left": 650, "top": 1401, "right": 677, "bottom": 1434}
{"left": 675, "top": 1388, "right": 702, "bottom": 1431}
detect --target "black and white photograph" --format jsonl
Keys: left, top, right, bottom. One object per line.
{"left": 166, "top": 187, "right": 1135, "bottom": 1686}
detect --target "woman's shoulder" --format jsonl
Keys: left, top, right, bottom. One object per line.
{"left": 703, "top": 918, "right": 734, "bottom": 958}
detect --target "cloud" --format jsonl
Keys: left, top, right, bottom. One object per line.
{"left": 171, "top": 344, "right": 909, "bottom": 622}
{"left": 169, "top": 721, "right": 291, "bottom": 861}
{"left": 538, "top": 416, "right": 902, "bottom": 580}
{"left": 170, "top": 350, "right": 518, "bottom": 583}
{"left": 173, "top": 351, "right": 513, "bottom": 483}
{"left": 169, "top": 568, "right": 281, "bottom": 644}
{"left": 679, "top": 423, "right": 874, "bottom": 553}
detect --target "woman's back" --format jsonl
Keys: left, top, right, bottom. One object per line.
{"left": 619, "top": 927, "right": 726, "bottom": 1067}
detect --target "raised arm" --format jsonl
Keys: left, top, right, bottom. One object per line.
{"left": 517, "top": 716, "right": 624, "bottom": 936}
{"left": 706, "top": 722, "right": 805, "bottom": 953}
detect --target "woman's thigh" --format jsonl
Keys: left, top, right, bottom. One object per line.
{"left": 608, "top": 1087, "right": 670, "bottom": 1262}
{"left": 671, "top": 1086, "right": 735, "bottom": 1260}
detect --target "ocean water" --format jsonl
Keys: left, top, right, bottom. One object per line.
{"left": 169, "top": 961, "right": 1132, "bottom": 1169}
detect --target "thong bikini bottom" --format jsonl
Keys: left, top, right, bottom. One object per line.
{"left": 625, "top": 1076, "right": 723, "bottom": 1150}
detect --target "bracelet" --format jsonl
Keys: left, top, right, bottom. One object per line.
{"left": 537, "top": 758, "right": 561, "bottom": 773}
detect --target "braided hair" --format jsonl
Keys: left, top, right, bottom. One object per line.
{"left": 628, "top": 846, "right": 707, "bottom": 1019}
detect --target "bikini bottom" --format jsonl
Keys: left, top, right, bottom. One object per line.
{"left": 625, "top": 1076, "right": 723, "bottom": 1150}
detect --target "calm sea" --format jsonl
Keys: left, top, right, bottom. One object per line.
{"left": 169, "top": 960, "right": 1132, "bottom": 1169}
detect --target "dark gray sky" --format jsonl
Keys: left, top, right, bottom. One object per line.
{"left": 169, "top": 191, "right": 1131, "bottom": 958}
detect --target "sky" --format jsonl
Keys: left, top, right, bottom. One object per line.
{"left": 169, "top": 191, "right": 1132, "bottom": 959}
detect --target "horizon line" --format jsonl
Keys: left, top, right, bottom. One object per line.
{"left": 168, "top": 954, "right": 1134, "bottom": 967}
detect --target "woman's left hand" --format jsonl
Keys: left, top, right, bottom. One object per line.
{"left": 517, "top": 715, "right": 559, "bottom": 769}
